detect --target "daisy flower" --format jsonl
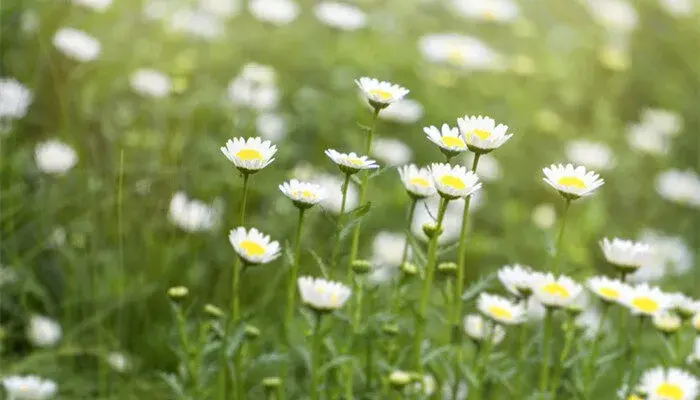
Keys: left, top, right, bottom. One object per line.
{"left": 297, "top": 276, "right": 351, "bottom": 312}
{"left": 497, "top": 264, "right": 538, "bottom": 297}
{"left": 693, "top": 313, "right": 700, "bottom": 332}
{"left": 398, "top": 164, "right": 436, "bottom": 199}
{"left": 620, "top": 283, "right": 672, "bottom": 316}
{"left": 532, "top": 273, "right": 583, "bottom": 308}
{"left": 27, "top": 315, "right": 62, "bottom": 348}
{"left": 35, "top": 139, "right": 78, "bottom": 175}
{"left": 429, "top": 163, "right": 482, "bottom": 200}
{"left": 228, "top": 227, "right": 281, "bottom": 265}
{"left": 600, "top": 237, "right": 653, "bottom": 272}
{"left": 355, "top": 77, "right": 409, "bottom": 111}
{"left": 314, "top": 2, "right": 367, "bottom": 31}
{"left": 52, "top": 27, "right": 101, "bottom": 62}
{"left": 542, "top": 163, "right": 604, "bottom": 200}
{"left": 477, "top": 293, "right": 526, "bottom": 325}
{"left": 565, "top": 140, "right": 615, "bottom": 171}
{"left": 221, "top": 137, "right": 277, "bottom": 173}
{"left": 325, "top": 149, "right": 378, "bottom": 175}
{"left": 279, "top": 179, "right": 326, "bottom": 209}
{"left": 452, "top": 0, "right": 520, "bottom": 23}
{"left": 655, "top": 169, "right": 700, "bottom": 209}
{"left": 587, "top": 276, "right": 628, "bottom": 303}
{"left": 463, "top": 314, "right": 506, "bottom": 344}
{"left": 372, "top": 137, "right": 412, "bottom": 166}
{"left": 457, "top": 115, "right": 513, "bottom": 154}
{"left": 575, "top": 308, "right": 610, "bottom": 341}
{"left": 129, "top": 68, "right": 172, "bottom": 98}
{"left": 0, "top": 78, "right": 33, "bottom": 121}
{"left": 1, "top": 375, "right": 57, "bottom": 400}
{"left": 424, "top": 124, "right": 468, "bottom": 158}
{"left": 653, "top": 312, "right": 682, "bottom": 334}
{"left": 669, "top": 292, "right": 699, "bottom": 319}
{"left": 638, "top": 367, "right": 698, "bottom": 400}
{"left": 168, "top": 191, "right": 219, "bottom": 233}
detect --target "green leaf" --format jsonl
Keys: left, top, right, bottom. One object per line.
{"left": 461, "top": 274, "right": 494, "bottom": 301}
{"left": 309, "top": 249, "right": 329, "bottom": 278}
{"left": 356, "top": 122, "right": 372, "bottom": 132}
{"left": 339, "top": 202, "right": 372, "bottom": 239}
{"left": 319, "top": 355, "right": 354, "bottom": 376}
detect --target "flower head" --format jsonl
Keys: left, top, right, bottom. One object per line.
{"left": 1, "top": 375, "right": 57, "bottom": 400}
{"left": 229, "top": 227, "right": 281, "bottom": 265}
{"left": 620, "top": 283, "right": 672, "bottom": 316}
{"left": 498, "top": 264, "right": 537, "bottom": 297}
{"left": 129, "top": 68, "right": 172, "bottom": 98}
{"left": 27, "top": 315, "right": 62, "bottom": 347}
{"left": 221, "top": 137, "right": 277, "bottom": 173}
{"left": 315, "top": 2, "right": 367, "bottom": 31}
{"left": 457, "top": 115, "right": 513, "bottom": 154}
{"left": 655, "top": 169, "right": 700, "bottom": 209}
{"left": 297, "top": 276, "right": 351, "bottom": 312}
{"left": 669, "top": 292, "right": 699, "bottom": 319}
{"left": 35, "top": 139, "right": 78, "bottom": 175}
{"left": 532, "top": 273, "right": 583, "bottom": 308}
{"left": 355, "top": 77, "right": 409, "bottom": 111}
{"left": 279, "top": 179, "right": 326, "bottom": 209}
{"left": 0, "top": 78, "right": 32, "bottom": 120}
{"left": 325, "top": 149, "right": 378, "bottom": 175}
{"left": 398, "top": 164, "right": 436, "bottom": 199}
{"left": 600, "top": 238, "right": 653, "bottom": 271}
{"left": 477, "top": 293, "right": 525, "bottom": 325}
{"left": 52, "top": 27, "right": 101, "bottom": 62}
{"left": 638, "top": 367, "right": 698, "bottom": 400}
{"left": 653, "top": 312, "right": 682, "bottom": 334}
{"left": 372, "top": 138, "right": 412, "bottom": 166}
{"left": 424, "top": 124, "right": 468, "bottom": 158}
{"left": 542, "top": 163, "right": 604, "bottom": 200}
{"left": 168, "top": 192, "right": 219, "bottom": 233}
{"left": 565, "top": 140, "right": 615, "bottom": 171}
{"left": 463, "top": 314, "right": 506, "bottom": 344}
{"left": 429, "top": 163, "right": 482, "bottom": 200}
{"left": 587, "top": 276, "right": 628, "bottom": 304}
{"left": 250, "top": 0, "right": 300, "bottom": 26}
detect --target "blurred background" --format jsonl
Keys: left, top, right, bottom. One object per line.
{"left": 1, "top": 0, "right": 699, "bottom": 397}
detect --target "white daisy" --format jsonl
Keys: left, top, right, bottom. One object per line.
{"left": 106, "top": 351, "right": 131, "bottom": 372}
{"left": 424, "top": 124, "right": 468, "bottom": 158}
{"left": 457, "top": 115, "right": 513, "bottom": 154}
{"left": 168, "top": 192, "right": 219, "bottom": 233}
{"left": 565, "top": 140, "right": 616, "bottom": 171}
{"left": 355, "top": 77, "right": 409, "bottom": 111}
{"left": 693, "top": 313, "right": 700, "bottom": 332}
{"left": 452, "top": 0, "right": 519, "bottom": 22}
{"left": 200, "top": 0, "right": 239, "bottom": 17}
{"left": 497, "top": 264, "right": 537, "bottom": 297}
{"left": 532, "top": 273, "right": 583, "bottom": 308}
{"left": 314, "top": 2, "right": 367, "bottom": 31}
{"left": 531, "top": 203, "right": 556, "bottom": 230}
{"left": 690, "top": 337, "right": 700, "bottom": 363}
{"left": 227, "top": 63, "right": 279, "bottom": 111}
{"left": 371, "top": 231, "right": 407, "bottom": 268}
{"left": 27, "top": 315, "right": 62, "bottom": 348}
{"left": 129, "top": 69, "right": 172, "bottom": 98}
{"left": 229, "top": 227, "right": 280, "bottom": 265}
{"left": 587, "top": 276, "right": 628, "bottom": 303}
{"left": 249, "top": 0, "right": 300, "bottom": 26}
{"left": 600, "top": 237, "right": 653, "bottom": 271}
{"left": 297, "top": 276, "right": 351, "bottom": 311}
{"left": 316, "top": 173, "right": 358, "bottom": 214}
{"left": 586, "top": 0, "right": 638, "bottom": 33}
{"left": 653, "top": 312, "right": 682, "bottom": 334}
{"left": 627, "top": 123, "right": 669, "bottom": 156}
{"left": 279, "top": 179, "right": 326, "bottom": 209}
{"left": 641, "top": 108, "right": 683, "bottom": 136}
{"left": 464, "top": 153, "right": 501, "bottom": 182}
{"left": 655, "top": 169, "right": 700, "bottom": 209}
{"left": 371, "top": 137, "right": 412, "bottom": 167}
{"left": 325, "top": 149, "right": 379, "bottom": 175}
{"left": 638, "top": 367, "right": 699, "bottom": 400}
{"left": 35, "top": 139, "right": 78, "bottom": 175}
{"left": 398, "top": 165, "right": 436, "bottom": 199}
{"left": 0, "top": 78, "right": 32, "bottom": 120}
{"left": 575, "top": 308, "right": 610, "bottom": 341}
{"left": 73, "top": 0, "right": 112, "bottom": 12}
{"left": 620, "top": 283, "right": 672, "bottom": 316}
{"left": 658, "top": 0, "right": 694, "bottom": 16}
{"left": 669, "top": 293, "right": 699, "bottom": 319}
{"left": 221, "top": 137, "right": 277, "bottom": 173}
{"left": 167, "top": 8, "right": 224, "bottom": 40}
{"left": 411, "top": 196, "right": 466, "bottom": 244}
{"left": 526, "top": 296, "right": 547, "bottom": 321}
{"left": 256, "top": 112, "right": 287, "bottom": 141}
{"left": 378, "top": 99, "right": 423, "bottom": 124}
{"left": 628, "top": 230, "right": 693, "bottom": 282}
{"left": 477, "top": 293, "right": 526, "bottom": 325}
{"left": 419, "top": 33, "right": 504, "bottom": 71}
{"left": 429, "top": 163, "right": 482, "bottom": 200}
{"left": 542, "top": 163, "right": 604, "bottom": 200}
{"left": 52, "top": 27, "right": 101, "bottom": 62}
{"left": 463, "top": 314, "right": 506, "bottom": 344}
{"left": 1, "top": 375, "right": 57, "bottom": 400}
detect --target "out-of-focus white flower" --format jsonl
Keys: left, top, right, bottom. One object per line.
{"left": 168, "top": 8, "right": 225, "bottom": 39}
{"left": 73, "top": 0, "right": 113, "bottom": 12}
{"left": 442, "top": 379, "right": 469, "bottom": 400}
{"left": 297, "top": 276, "right": 351, "bottom": 311}
{"left": 21, "top": 11, "right": 40, "bottom": 33}
{"left": 542, "top": 163, "right": 604, "bottom": 200}
{"left": 378, "top": 99, "right": 423, "bottom": 124}
{"left": 463, "top": 314, "right": 506, "bottom": 344}
{"left": 200, "top": 0, "right": 239, "bottom": 17}
{"left": 690, "top": 337, "right": 700, "bottom": 363}
{"left": 452, "top": 0, "right": 519, "bottom": 23}
{"left": 129, "top": 69, "right": 172, "bottom": 98}
{"left": 228, "top": 63, "right": 279, "bottom": 111}
{"left": 0, "top": 265, "right": 17, "bottom": 287}
{"left": 670, "top": 292, "right": 699, "bottom": 318}
{"left": 626, "top": 123, "right": 669, "bottom": 156}
{"left": 574, "top": 308, "right": 609, "bottom": 340}
{"left": 27, "top": 315, "right": 62, "bottom": 347}
{"left": 143, "top": 0, "right": 171, "bottom": 20}
{"left": 314, "top": 2, "right": 367, "bottom": 31}
{"left": 599, "top": 237, "right": 653, "bottom": 271}
{"left": 292, "top": 162, "right": 316, "bottom": 181}
{"left": 653, "top": 312, "right": 682, "bottom": 334}
{"left": 655, "top": 169, "right": 700, "bottom": 209}
{"left": 641, "top": 108, "right": 683, "bottom": 136}
{"left": 168, "top": 192, "right": 219, "bottom": 233}
{"left": 419, "top": 33, "right": 504, "bottom": 71}
{"left": 658, "top": 0, "right": 694, "bottom": 16}
{"left": 628, "top": 230, "right": 693, "bottom": 282}
{"left": 498, "top": 264, "right": 538, "bottom": 297}
{"left": 531, "top": 203, "right": 556, "bottom": 229}
{"left": 407, "top": 374, "right": 436, "bottom": 397}
{"left": 367, "top": 265, "right": 398, "bottom": 287}
{"left": 53, "top": 27, "right": 101, "bottom": 62}
{"left": 532, "top": 273, "right": 583, "bottom": 308}
{"left": 412, "top": 197, "right": 466, "bottom": 244}
{"left": 221, "top": 137, "right": 277, "bottom": 173}
{"left": 371, "top": 137, "right": 412, "bottom": 166}
{"left": 1, "top": 375, "right": 57, "bottom": 399}
{"left": 586, "top": 0, "right": 638, "bottom": 33}
{"left": 35, "top": 139, "right": 78, "bottom": 175}
{"left": 565, "top": 140, "right": 615, "bottom": 171}
{"left": 526, "top": 296, "right": 546, "bottom": 321}
{"left": 372, "top": 231, "right": 407, "bottom": 268}
{"left": 250, "top": 0, "right": 300, "bottom": 26}
{"left": 256, "top": 112, "right": 287, "bottom": 141}
{"left": 106, "top": 352, "right": 131, "bottom": 372}
{"left": 638, "top": 367, "right": 699, "bottom": 400}
{"left": 465, "top": 153, "right": 501, "bottom": 182}
{"left": 49, "top": 226, "right": 67, "bottom": 248}
{"left": 317, "top": 173, "right": 359, "bottom": 214}
{"left": 229, "top": 227, "right": 281, "bottom": 265}
{"left": 0, "top": 78, "right": 32, "bottom": 120}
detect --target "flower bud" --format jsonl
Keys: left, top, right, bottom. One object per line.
{"left": 244, "top": 324, "right": 261, "bottom": 340}
{"left": 389, "top": 370, "right": 412, "bottom": 389}
{"left": 167, "top": 286, "right": 189, "bottom": 301}
{"left": 401, "top": 262, "right": 418, "bottom": 276}
{"left": 437, "top": 262, "right": 457, "bottom": 277}
{"left": 422, "top": 223, "right": 442, "bottom": 239}
{"left": 204, "top": 304, "right": 224, "bottom": 319}
{"left": 381, "top": 323, "right": 399, "bottom": 336}
{"left": 351, "top": 259, "right": 373, "bottom": 275}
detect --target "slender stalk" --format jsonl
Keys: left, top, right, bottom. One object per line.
{"left": 551, "top": 199, "right": 571, "bottom": 274}
{"left": 550, "top": 313, "right": 576, "bottom": 398}
{"left": 674, "top": 329, "right": 683, "bottom": 365}
{"left": 515, "top": 316, "right": 529, "bottom": 396}
{"left": 624, "top": 317, "right": 645, "bottom": 399}
{"left": 538, "top": 309, "right": 553, "bottom": 398}
{"left": 391, "top": 198, "right": 418, "bottom": 316}
{"left": 474, "top": 321, "right": 496, "bottom": 400}
{"left": 345, "top": 277, "right": 365, "bottom": 400}
{"left": 451, "top": 154, "right": 481, "bottom": 396}
{"left": 330, "top": 174, "right": 352, "bottom": 271}
{"left": 311, "top": 312, "right": 324, "bottom": 400}
{"left": 175, "top": 306, "right": 195, "bottom": 388}
{"left": 414, "top": 197, "right": 449, "bottom": 373}
{"left": 584, "top": 304, "right": 609, "bottom": 399}
{"left": 365, "top": 288, "right": 375, "bottom": 392}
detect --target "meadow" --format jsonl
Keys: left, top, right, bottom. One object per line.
{"left": 1, "top": 0, "right": 699, "bottom": 398}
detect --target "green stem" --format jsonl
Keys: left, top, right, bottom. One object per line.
{"left": 674, "top": 329, "right": 683, "bottom": 365}
{"left": 584, "top": 304, "right": 609, "bottom": 399}
{"left": 550, "top": 314, "right": 576, "bottom": 398}
{"left": 311, "top": 313, "right": 324, "bottom": 400}
{"left": 551, "top": 199, "right": 571, "bottom": 274}
{"left": 474, "top": 321, "right": 496, "bottom": 400}
{"left": 515, "top": 319, "right": 529, "bottom": 396}
{"left": 282, "top": 208, "right": 306, "bottom": 395}
{"left": 391, "top": 198, "right": 418, "bottom": 316}
{"left": 624, "top": 317, "right": 645, "bottom": 399}
{"left": 345, "top": 278, "right": 365, "bottom": 399}
{"left": 414, "top": 197, "right": 449, "bottom": 373}
{"left": 365, "top": 289, "right": 375, "bottom": 392}
{"left": 330, "top": 174, "right": 351, "bottom": 272}
{"left": 539, "top": 309, "right": 553, "bottom": 398}
{"left": 176, "top": 306, "right": 195, "bottom": 389}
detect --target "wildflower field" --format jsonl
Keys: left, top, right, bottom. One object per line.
{"left": 1, "top": 0, "right": 700, "bottom": 398}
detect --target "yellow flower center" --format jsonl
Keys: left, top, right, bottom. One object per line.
{"left": 470, "top": 129, "right": 492, "bottom": 140}
{"left": 488, "top": 305, "right": 513, "bottom": 320}
{"left": 348, "top": 157, "right": 365, "bottom": 166}
{"left": 632, "top": 296, "right": 659, "bottom": 314}
{"left": 410, "top": 177, "right": 430, "bottom": 187}
{"left": 240, "top": 240, "right": 266, "bottom": 256}
{"left": 441, "top": 136, "right": 466, "bottom": 148}
{"left": 628, "top": 395, "right": 643, "bottom": 400}
{"left": 236, "top": 148, "right": 263, "bottom": 161}
{"left": 440, "top": 175, "right": 466, "bottom": 190}
{"left": 294, "top": 190, "right": 316, "bottom": 199}
{"left": 557, "top": 176, "right": 586, "bottom": 189}
{"left": 447, "top": 47, "right": 467, "bottom": 65}
{"left": 369, "top": 88, "right": 393, "bottom": 101}
{"left": 483, "top": 9, "right": 496, "bottom": 21}
{"left": 542, "top": 283, "right": 571, "bottom": 299}
{"left": 656, "top": 382, "right": 684, "bottom": 400}
{"left": 599, "top": 287, "right": 620, "bottom": 299}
